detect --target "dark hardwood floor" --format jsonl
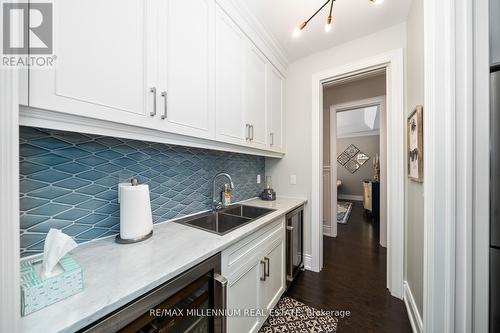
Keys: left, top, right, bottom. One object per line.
{"left": 286, "top": 202, "right": 412, "bottom": 333}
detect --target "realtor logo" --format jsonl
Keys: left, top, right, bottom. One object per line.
{"left": 1, "top": 1, "right": 55, "bottom": 67}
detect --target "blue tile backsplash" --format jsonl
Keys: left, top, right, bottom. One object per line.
{"left": 20, "top": 127, "right": 265, "bottom": 257}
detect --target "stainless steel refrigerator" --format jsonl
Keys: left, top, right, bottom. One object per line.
{"left": 491, "top": 1, "right": 500, "bottom": 331}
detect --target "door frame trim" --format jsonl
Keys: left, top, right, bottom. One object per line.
{"left": 311, "top": 49, "right": 405, "bottom": 299}
{"left": 0, "top": 67, "right": 21, "bottom": 331}
{"left": 328, "top": 96, "right": 387, "bottom": 247}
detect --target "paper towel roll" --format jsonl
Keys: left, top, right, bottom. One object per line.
{"left": 119, "top": 183, "right": 153, "bottom": 240}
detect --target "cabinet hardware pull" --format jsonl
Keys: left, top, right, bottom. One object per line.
{"left": 270, "top": 132, "right": 274, "bottom": 146}
{"left": 250, "top": 125, "right": 254, "bottom": 141}
{"left": 264, "top": 257, "right": 270, "bottom": 277}
{"left": 260, "top": 260, "right": 266, "bottom": 281}
{"left": 286, "top": 226, "right": 294, "bottom": 281}
{"left": 245, "top": 124, "right": 250, "bottom": 140}
{"left": 150, "top": 87, "right": 157, "bottom": 116}
{"left": 214, "top": 273, "right": 228, "bottom": 333}
{"left": 161, "top": 91, "right": 167, "bottom": 120}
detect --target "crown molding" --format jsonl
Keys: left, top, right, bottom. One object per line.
{"left": 217, "top": 0, "right": 290, "bottom": 73}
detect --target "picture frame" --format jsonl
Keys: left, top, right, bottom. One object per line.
{"left": 407, "top": 105, "right": 423, "bottom": 182}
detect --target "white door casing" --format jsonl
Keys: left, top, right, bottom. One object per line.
{"left": 311, "top": 49, "right": 404, "bottom": 299}
{"left": 329, "top": 97, "right": 387, "bottom": 247}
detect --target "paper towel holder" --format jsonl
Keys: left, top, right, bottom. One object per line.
{"left": 115, "top": 230, "right": 153, "bottom": 244}
{"left": 115, "top": 178, "right": 154, "bottom": 244}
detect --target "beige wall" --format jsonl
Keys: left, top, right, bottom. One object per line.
{"left": 323, "top": 74, "right": 386, "bottom": 165}
{"left": 337, "top": 135, "right": 379, "bottom": 197}
{"left": 266, "top": 22, "right": 406, "bottom": 260}
{"left": 405, "top": 0, "right": 424, "bottom": 315}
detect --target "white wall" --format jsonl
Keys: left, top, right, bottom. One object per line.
{"left": 266, "top": 23, "right": 407, "bottom": 257}
{"left": 405, "top": 0, "right": 424, "bottom": 316}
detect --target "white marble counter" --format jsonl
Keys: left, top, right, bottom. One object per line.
{"left": 20, "top": 197, "right": 306, "bottom": 333}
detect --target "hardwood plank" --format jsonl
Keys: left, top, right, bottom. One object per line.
{"left": 286, "top": 202, "right": 412, "bottom": 333}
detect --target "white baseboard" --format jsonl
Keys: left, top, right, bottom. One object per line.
{"left": 303, "top": 254, "right": 312, "bottom": 271}
{"left": 323, "top": 225, "right": 335, "bottom": 237}
{"left": 338, "top": 194, "right": 363, "bottom": 201}
{"left": 403, "top": 281, "right": 423, "bottom": 333}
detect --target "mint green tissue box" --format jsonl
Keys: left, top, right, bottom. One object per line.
{"left": 20, "top": 255, "right": 83, "bottom": 316}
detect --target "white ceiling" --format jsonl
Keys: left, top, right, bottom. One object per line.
{"left": 337, "top": 106, "right": 380, "bottom": 138}
{"left": 243, "top": 0, "right": 412, "bottom": 61}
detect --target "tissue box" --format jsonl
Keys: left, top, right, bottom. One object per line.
{"left": 20, "top": 255, "right": 83, "bottom": 316}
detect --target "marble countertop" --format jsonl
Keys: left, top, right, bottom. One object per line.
{"left": 20, "top": 197, "right": 306, "bottom": 333}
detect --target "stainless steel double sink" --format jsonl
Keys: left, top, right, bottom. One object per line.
{"left": 175, "top": 204, "right": 275, "bottom": 235}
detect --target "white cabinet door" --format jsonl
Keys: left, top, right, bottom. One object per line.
{"left": 158, "top": 0, "right": 215, "bottom": 139}
{"left": 29, "top": 0, "right": 158, "bottom": 129}
{"left": 267, "top": 66, "right": 284, "bottom": 152}
{"left": 227, "top": 261, "right": 262, "bottom": 333}
{"left": 244, "top": 45, "right": 267, "bottom": 149}
{"left": 215, "top": 6, "right": 247, "bottom": 146}
{"left": 259, "top": 238, "right": 286, "bottom": 312}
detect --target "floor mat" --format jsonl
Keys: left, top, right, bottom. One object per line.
{"left": 337, "top": 201, "right": 353, "bottom": 224}
{"left": 259, "top": 297, "right": 338, "bottom": 333}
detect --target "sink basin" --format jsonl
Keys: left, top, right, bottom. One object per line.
{"left": 176, "top": 205, "right": 275, "bottom": 235}
{"left": 222, "top": 205, "right": 274, "bottom": 219}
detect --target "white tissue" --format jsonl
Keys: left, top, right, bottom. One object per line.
{"left": 41, "top": 229, "right": 77, "bottom": 279}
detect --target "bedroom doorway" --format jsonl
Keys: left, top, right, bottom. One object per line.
{"left": 323, "top": 88, "right": 387, "bottom": 247}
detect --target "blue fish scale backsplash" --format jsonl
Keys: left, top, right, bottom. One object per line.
{"left": 20, "top": 127, "right": 265, "bottom": 257}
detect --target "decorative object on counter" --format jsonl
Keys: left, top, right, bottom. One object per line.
{"left": 21, "top": 229, "right": 83, "bottom": 316}
{"left": 261, "top": 176, "right": 276, "bottom": 201}
{"left": 407, "top": 105, "right": 424, "bottom": 182}
{"left": 373, "top": 153, "right": 380, "bottom": 182}
{"left": 221, "top": 183, "right": 232, "bottom": 207}
{"left": 116, "top": 178, "right": 153, "bottom": 244}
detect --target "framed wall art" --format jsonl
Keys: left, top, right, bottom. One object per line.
{"left": 407, "top": 105, "right": 423, "bottom": 182}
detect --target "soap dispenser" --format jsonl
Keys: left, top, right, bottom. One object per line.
{"left": 221, "top": 183, "right": 232, "bottom": 207}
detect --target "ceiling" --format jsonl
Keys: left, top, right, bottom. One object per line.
{"left": 337, "top": 106, "right": 380, "bottom": 138}
{"left": 243, "top": 0, "right": 412, "bottom": 61}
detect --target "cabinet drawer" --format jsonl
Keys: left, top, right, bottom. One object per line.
{"left": 222, "top": 217, "right": 284, "bottom": 276}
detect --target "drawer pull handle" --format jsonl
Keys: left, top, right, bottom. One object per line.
{"left": 264, "top": 257, "right": 270, "bottom": 277}
{"left": 161, "top": 91, "right": 167, "bottom": 120}
{"left": 150, "top": 87, "right": 157, "bottom": 117}
{"left": 260, "top": 260, "right": 266, "bottom": 281}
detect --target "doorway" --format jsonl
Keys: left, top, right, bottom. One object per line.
{"left": 310, "top": 49, "right": 405, "bottom": 299}
{"left": 323, "top": 73, "right": 387, "bottom": 247}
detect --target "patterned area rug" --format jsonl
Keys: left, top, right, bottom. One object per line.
{"left": 337, "top": 201, "right": 353, "bottom": 224}
{"left": 259, "top": 297, "right": 338, "bottom": 333}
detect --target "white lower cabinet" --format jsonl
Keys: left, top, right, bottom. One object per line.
{"left": 222, "top": 217, "right": 286, "bottom": 333}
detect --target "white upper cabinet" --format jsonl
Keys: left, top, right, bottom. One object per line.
{"left": 158, "top": 0, "right": 215, "bottom": 139}
{"left": 215, "top": 6, "right": 247, "bottom": 146}
{"left": 267, "top": 66, "right": 284, "bottom": 152}
{"left": 24, "top": 0, "right": 286, "bottom": 156}
{"left": 29, "top": 0, "right": 158, "bottom": 129}
{"left": 244, "top": 45, "right": 267, "bottom": 149}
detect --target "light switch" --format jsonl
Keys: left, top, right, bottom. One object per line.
{"left": 257, "top": 174, "right": 261, "bottom": 184}
{"left": 290, "top": 175, "right": 297, "bottom": 185}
